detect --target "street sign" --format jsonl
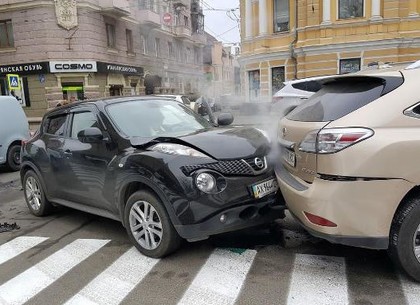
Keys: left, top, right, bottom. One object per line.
{"left": 163, "top": 13, "right": 172, "bottom": 25}
{"left": 7, "top": 74, "right": 20, "bottom": 91}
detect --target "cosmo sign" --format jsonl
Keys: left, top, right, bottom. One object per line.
{"left": 49, "top": 61, "right": 97, "bottom": 73}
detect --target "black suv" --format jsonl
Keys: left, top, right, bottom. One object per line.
{"left": 20, "top": 97, "right": 284, "bottom": 257}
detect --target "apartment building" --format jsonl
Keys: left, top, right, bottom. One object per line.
{"left": 203, "top": 33, "right": 236, "bottom": 98}
{"left": 240, "top": 0, "right": 420, "bottom": 102}
{"left": 0, "top": 0, "right": 206, "bottom": 121}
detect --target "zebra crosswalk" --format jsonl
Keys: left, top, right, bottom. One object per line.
{"left": 0, "top": 235, "right": 419, "bottom": 305}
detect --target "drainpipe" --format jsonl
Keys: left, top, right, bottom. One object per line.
{"left": 290, "top": 0, "right": 298, "bottom": 79}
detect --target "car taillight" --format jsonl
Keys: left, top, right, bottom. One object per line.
{"left": 299, "top": 128, "right": 374, "bottom": 154}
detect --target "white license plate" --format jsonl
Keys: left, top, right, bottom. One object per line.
{"left": 282, "top": 149, "right": 296, "bottom": 167}
{"left": 251, "top": 178, "right": 279, "bottom": 199}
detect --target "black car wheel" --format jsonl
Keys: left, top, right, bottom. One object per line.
{"left": 7, "top": 144, "right": 21, "bottom": 171}
{"left": 389, "top": 197, "right": 420, "bottom": 282}
{"left": 23, "top": 170, "right": 53, "bottom": 216}
{"left": 124, "top": 190, "right": 181, "bottom": 258}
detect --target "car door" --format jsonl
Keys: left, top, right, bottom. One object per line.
{"left": 41, "top": 112, "right": 71, "bottom": 199}
{"left": 60, "top": 106, "right": 117, "bottom": 213}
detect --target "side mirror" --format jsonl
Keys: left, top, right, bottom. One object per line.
{"left": 217, "top": 112, "right": 234, "bottom": 126}
{"left": 77, "top": 127, "right": 103, "bottom": 143}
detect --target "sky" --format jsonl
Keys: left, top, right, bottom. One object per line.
{"left": 202, "top": 0, "right": 241, "bottom": 45}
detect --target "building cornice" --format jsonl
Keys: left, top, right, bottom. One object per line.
{"left": 294, "top": 37, "right": 420, "bottom": 56}
{"left": 0, "top": 1, "right": 53, "bottom": 12}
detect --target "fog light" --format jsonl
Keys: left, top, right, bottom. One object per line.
{"left": 220, "top": 214, "right": 227, "bottom": 223}
{"left": 196, "top": 173, "right": 216, "bottom": 193}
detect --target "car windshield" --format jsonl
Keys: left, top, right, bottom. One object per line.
{"left": 106, "top": 99, "right": 212, "bottom": 138}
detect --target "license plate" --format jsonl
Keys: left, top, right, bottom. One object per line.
{"left": 251, "top": 178, "right": 279, "bottom": 199}
{"left": 282, "top": 149, "right": 296, "bottom": 167}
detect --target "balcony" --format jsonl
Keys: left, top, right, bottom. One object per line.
{"left": 173, "top": 0, "right": 190, "bottom": 8}
{"left": 136, "top": 10, "right": 161, "bottom": 28}
{"left": 192, "top": 32, "right": 206, "bottom": 45}
{"left": 101, "top": 0, "right": 131, "bottom": 17}
{"left": 175, "top": 26, "right": 191, "bottom": 39}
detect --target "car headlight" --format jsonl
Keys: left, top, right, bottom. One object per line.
{"left": 150, "top": 143, "right": 210, "bottom": 158}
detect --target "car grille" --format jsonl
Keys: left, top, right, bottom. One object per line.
{"left": 181, "top": 157, "right": 267, "bottom": 176}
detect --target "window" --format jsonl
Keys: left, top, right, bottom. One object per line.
{"left": 47, "top": 115, "right": 67, "bottom": 136}
{"left": 71, "top": 112, "right": 98, "bottom": 139}
{"left": 287, "top": 78, "right": 385, "bottom": 122}
{"left": 141, "top": 35, "right": 147, "bottom": 54}
{"left": 272, "top": 67, "right": 285, "bottom": 94}
{"left": 340, "top": 58, "right": 361, "bottom": 74}
{"left": 249, "top": 70, "right": 260, "bottom": 100}
{"left": 339, "top": 0, "right": 364, "bottom": 19}
{"left": 168, "top": 41, "right": 174, "bottom": 58}
{"left": 139, "top": 0, "right": 157, "bottom": 12}
{"left": 184, "top": 16, "right": 189, "bottom": 27}
{"left": 273, "top": 0, "right": 289, "bottom": 32}
{"left": 0, "top": 20, "right": 14, "bottom": 48}
{"left": 186, "top": 47, "right": 191, "bottom": 63}
{"left": 155, "top": 38, "right": 160, "bottom": 57}
{"left": 126, "top": 29, "right": 133, "bottom": 53}
{"left": 194, "top": 47, "right": 200, "bottom": 64}
{"left": 106, "top": 23, "right": 116, "bottom": 48}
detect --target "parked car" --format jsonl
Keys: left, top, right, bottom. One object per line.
{"left": 276, "top": 61, "right": 420, "bottom": 281}
{"left": 21, "top": 97, "right": 285, "bottom": 258}
{"left": 271, "top": 76, "right": 330, "bottom": 117}
{"left": 0, "top": 96, "right": 30, "bottom": 171}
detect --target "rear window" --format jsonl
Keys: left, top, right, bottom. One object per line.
{"left": 291, "top": 80, "right": 322, "bottom": 93}
{"left": 287, "top": 78, "right": 385, "bottom": 122}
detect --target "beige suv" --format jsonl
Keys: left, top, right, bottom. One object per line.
{"left": 276, "top": 61, "right": 420, "bottom": 281}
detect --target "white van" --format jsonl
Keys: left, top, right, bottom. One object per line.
{"left": 0, "top": 96, "right": 30, "bottom": 171}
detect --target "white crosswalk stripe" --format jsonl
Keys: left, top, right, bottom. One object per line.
{"left": 0, "top": 236, "right": 48, "bottom": 265}
{"left": 0, "top": 236, "right": 420, "bottom": 305}
{"left": 287, "top": 254, "right": 348, "bottom": 305}
{"left": 64, "top": 247, "right": 159, "bottom": 305}
{"left": 0, "top": 238, "right": 109, "bottom": 305}
{"left": 177, "top": 248, "right": 257, "bottom": 305}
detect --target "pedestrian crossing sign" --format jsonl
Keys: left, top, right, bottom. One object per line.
{"left": 7, "top": 74, "right": 21, "bottom": 91}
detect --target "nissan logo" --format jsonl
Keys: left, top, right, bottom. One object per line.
{"left": 254, "top": 157, "right": 264, "bottom": 169}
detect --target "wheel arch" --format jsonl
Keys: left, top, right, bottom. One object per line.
{"left": 118, "top": 178, "right": 179, "bottom": 229}
{"left": 20, "top": 161, "right": 51, "bottom": 201}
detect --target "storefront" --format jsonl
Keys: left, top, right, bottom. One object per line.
{"left": 97, "top": 62, "right": 144, "bottom": 96}
{"left": 0, "top": 62, "right": 49, "bottom": 108}
{"left": 48, "top": 61, "right": 98, "bottom": 103}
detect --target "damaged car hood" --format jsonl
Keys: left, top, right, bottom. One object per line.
{"left": 130, "top": 127, "right": 270, "bottom": 160}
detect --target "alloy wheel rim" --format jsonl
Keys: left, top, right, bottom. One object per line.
{"left": 129, "top": 200, "right": 163, "bottom": 251}
{"left": 25, "top": 177, "right": 42, "bottom": 211}
{"left": 414, "top": 224, "right": 420, "bottom": 264}
{"left": 13, "top": 150, "right": 20, "bottom": 165}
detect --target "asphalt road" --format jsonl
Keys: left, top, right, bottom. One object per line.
{"left": 1, "top": 168, "right": 419, "bottom": 305}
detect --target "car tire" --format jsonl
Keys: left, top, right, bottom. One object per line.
{"left": 124, "top": 190, "right": 181, "bottom": 258}
{"left": 23, "top": 170, "right": 53, "bottom": 216}
{"left": 6, "top": 144, "right": 21, "bottom": 171}
{"left": 389, "top": 197, "right": 420, "bottom": 282}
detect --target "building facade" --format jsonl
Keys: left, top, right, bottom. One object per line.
{"left": 240, "top": 0, "right": 420, "bottom": 102}
{"left": 0, "top": 0, "right": 206, "bottom": 121}
{"left": 203, "top": 33, "right": 236, "bottom": 99}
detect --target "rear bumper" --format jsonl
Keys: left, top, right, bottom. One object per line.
{"left": 275, "top": 163, "right": 414, "bottom": 249}
{"left": 175, "top": 194, "right": 286, "bottom": 241}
